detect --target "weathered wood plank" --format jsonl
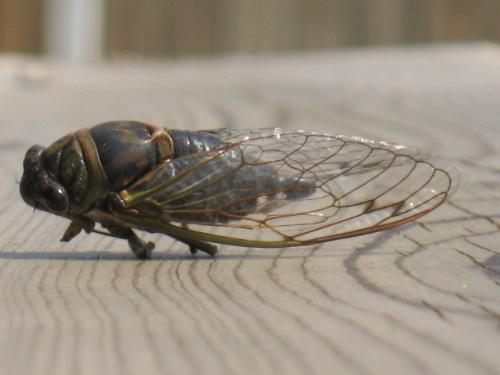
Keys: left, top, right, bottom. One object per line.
{"left": 0, "top": 44, "right": 499, "bottom": 375}
{"left": 4, "top": 0, "right": 500, "bottom": 57}
{"left": 0, "top": 0, "right": 42, "bottom": 53}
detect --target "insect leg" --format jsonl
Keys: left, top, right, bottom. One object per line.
{"left": 107, "top": 199, "right": 218, "bottom": 257}
{"left": 178, "top": 223, "right": 218, "bottom": 256}
{"left": 61, "top": 217, "right": 95, "bottom": 242}
{"left": 101, "top": 223, "right": 155, "bottom": 259}
{"left": 181, "top": 223, "right": 197, "bottom": 255}
{"left": 167, "top": 230, "right": 218, "bottom": 256}
{"left": 101, "top": 224, "right": 217, "bottom": 257}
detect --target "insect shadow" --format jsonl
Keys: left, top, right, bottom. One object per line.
{"left": 483, "top": 254, "right": 500, "bottom": 280}
{"left": 0, "top": 247, "right": 346, "bottom": 262}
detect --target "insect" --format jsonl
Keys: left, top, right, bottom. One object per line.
{"left": 20, "top": 121, "right": 457, "bottom": 258}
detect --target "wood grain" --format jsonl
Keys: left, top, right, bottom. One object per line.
{"left": 0, "top": 44, "right": 499, "bottom": 375}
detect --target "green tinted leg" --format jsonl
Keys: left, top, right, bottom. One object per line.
{"left": 179, "top": 223, "right": 217, "bottom": 256}
{"left": 103, "top": 224, "right": 155, "bottom": 259}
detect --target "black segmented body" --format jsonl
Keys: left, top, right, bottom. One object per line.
{"left": 21, "top": 120, "right": 312, "bottom": 223}
{"left": 154, "top": 149, "right": 281, "bottom": 223}
{"left": 169, "top": 129, "right": 223, "bottom": 156}
{"left": 122, "top": 128, "right": 312, "bottom": 223}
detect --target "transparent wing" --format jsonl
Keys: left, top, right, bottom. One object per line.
{"left": 119, "top": 128, "right": 458, "bottom": 247}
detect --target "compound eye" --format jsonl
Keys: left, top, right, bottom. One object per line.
{"left": 42, "top": 185, "right": 68, "bottom": 212}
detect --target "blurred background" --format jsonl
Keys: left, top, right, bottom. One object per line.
{"left": 0, "top": 0, "right": 499, "bottom": 60}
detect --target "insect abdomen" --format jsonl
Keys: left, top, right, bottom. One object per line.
{"left": 168, "top": 130, "right": 223, "bottom": 156}
{"left": 132, "top": 144, "right": 316, "bottom": 224}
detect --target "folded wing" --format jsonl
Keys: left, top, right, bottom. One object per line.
{"left": 118, "top": 128, "right": 458, "bottom": 246}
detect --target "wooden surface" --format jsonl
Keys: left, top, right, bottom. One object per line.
{"left": 3, "top": 0, "right": 500, "bottom": 57}
{"left": 106, "top": 0, "right": 500, "bottom": 56}
{"left": 0, "top": 44, "right": 499, "bottom": 375}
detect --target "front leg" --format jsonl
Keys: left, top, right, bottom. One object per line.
{"left": 61, "top": 217, "right": 95, "bottom": 242}
{"left": 61, "top": 217, "right": 154, "bottom": 259}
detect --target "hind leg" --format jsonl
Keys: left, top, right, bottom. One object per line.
{"left": 175, "top": 223, "right": 218, "bottom": 256}
{"left": 102, "top": 224, "right": 155, "bottom": 259}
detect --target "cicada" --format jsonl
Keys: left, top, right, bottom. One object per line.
{"left": 20, "top": 121, "right": 457, "bottom": 258}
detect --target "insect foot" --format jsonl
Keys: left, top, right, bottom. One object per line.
{"left": 128, "top": 234, "right": 155, "bottom": 259}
